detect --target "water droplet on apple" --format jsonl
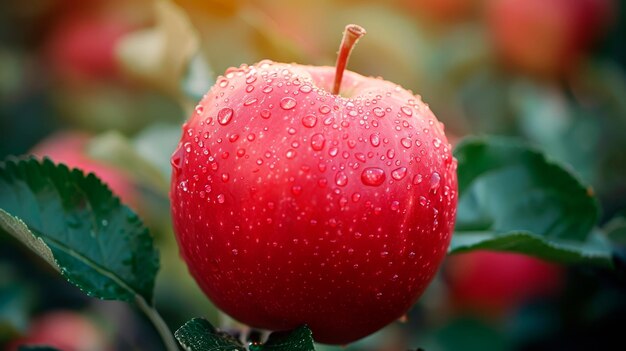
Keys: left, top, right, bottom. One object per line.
{"left": 391, "top": 201, "right": 400, "bottom": 211}
{"left": 302, "top": 114, "right": 317, "bottom": 128}
{"left": 286, "top": 149, "right": 296, "bottom": 159}
{"left": 400, "top": 138, "right": 412, "bottom": 148}
{"left": 391, "top": 167, "right": 407, "bottom": 180}
{"left": 280, "top": 97, "right": 297, "bottom": 110}
{"left": 335, "top": 171, "right": 348, "bottom": 187}
{"left": 430, "top": 172, "right": 441, "bottom": 193}
{"left": 217, "top": 194, "right": 225, "bottom": 204}
{"left": 311, "top": 133, "right": 325, "bottom": 151}
{"left": 260, "top": 109, "right": 271, "bottom": 119}
{"left": 372, "top": 107, "right": 385, "bottom": 117}
{"left": 400, "top": 106, "right": 412, "bottom": 116}
{"left": 291, "top": 185, "right": 302, "bottom": 196}
{"left": 419, "top": 196, "right": 428, "bottom": 206}
{"left": 218, "top": 107, "right": 234, "bottom": 125}
{"left": 361, "top": 167, "right": 386, "bottom": 186}
{"left": 412, "top": 174, "right": 423, "bottom": 184}
{"left": 319, "top": 105, "right": 331, "bottom": 114}
{"left": 370, "top": 133, "right": 380, "bottom": 147}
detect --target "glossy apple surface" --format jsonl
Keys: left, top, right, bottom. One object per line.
{"left": 170, "top": 60, "right": 457, "bottom": 344}
{"left": 444, "top": 251, "right": 564, "bottom": 316}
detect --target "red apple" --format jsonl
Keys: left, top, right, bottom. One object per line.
{"left": 170, "top": 25, "right": 458, "bottom": 344}
{"left": 44, "top": 10, "right": 136, "bottom": 82}
{"left": 487, "top": 0, "right": 615, "bottom": 77}
{"left": 31, "top": 131, "right": 136, "bottom": 207}
{"left": 444, "top": 251, "right": 564, "bottom": 316}
{"left": 8, "top": 311, "right": 110, "bottom": 351}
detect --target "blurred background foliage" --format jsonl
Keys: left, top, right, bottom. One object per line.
{"left": 0, "top": 0, "right": 625, "bottom": 350}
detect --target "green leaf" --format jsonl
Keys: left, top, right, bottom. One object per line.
{"left": 250, "top": 326, "right": 315, "bottom": 351}
{"left": 451, "top": 137, "right": 611, "bottom": 266}
{"left": 174, "top": 318, "right": 245, "bottom": 351}
{"left": 0, "top": 157, "right": 159, "bottom": 303}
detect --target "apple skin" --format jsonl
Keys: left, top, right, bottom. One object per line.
{"left": 170, "top": 60, "right": 458, "bottom": 344}
{"left": 7, "top": 311, "right": 110, "bottom": 351}
{"left": 31, "top": 131, "right": 136, "bottom": 207}
{"left": 487, "top": 0, "right": 615, "bottom": 77}
{"left": 444, "top": 251, "right": 564, "bottom": 316}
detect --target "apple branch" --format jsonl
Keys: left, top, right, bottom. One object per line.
{"left": 332, "top": 24, "right": 366, "bottom": 95}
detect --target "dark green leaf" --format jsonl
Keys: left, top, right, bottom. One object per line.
{"left": 0, "top": 157, "right": 159, "bottom": 303}
{"left": 18, "top": 346, "right": 62, "bottom": 351}
{"left": 250, "top": 326, "right": 315, "bottom": 351}
{"left": 451, "top": 137, "right": 611, "bottom": 266}
{"left": 175, "top": 318, "right": 245, "bottom": 351}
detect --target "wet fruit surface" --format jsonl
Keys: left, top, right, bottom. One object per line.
{"left": 170, "top": 60, "right": 458, "bottom": 344}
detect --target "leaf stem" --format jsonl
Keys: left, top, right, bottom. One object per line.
{"left": 136, "top": 295, "right": 179, "bottom": 351}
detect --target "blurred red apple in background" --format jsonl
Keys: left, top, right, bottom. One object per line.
{"left": 487, "top": 0, "right": 615, "bottom": 78}
{"left": 43, "top": 6, "right": 139, "bottom": 82}
{"left": 7, "top": 311, "right": 111, "bottom": 351}
{"left": 31, "top": 131, "right": 136, "bottom": 207}
{"left": 444, "top": 251, "right": 564, "bottom": 316}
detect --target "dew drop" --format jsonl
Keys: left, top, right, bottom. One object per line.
{"left": 299, "top": 85, "right": 312, "bottom": 93}
{"left": 419, "top": 196, "right": 428, "bottom": 206}
{"left": 243, "top": 98, "right": 257, "bottom": 106}
{"left": 310, "top": 133, "right": 325, "bottom": 151}
{"left": 433, "top": 138, "right": 442, "bottom": 148}
{"left": 370, "top": 133, "right": 381, "bottom": 147}
{"left": 217, "top": 194, "right": 225, "bottom": 204}
{"left": 352, "top": 192, "right": 361, "bottom": 202}
{"left": 280, "top": 97, "right": 297, "bottom": 110}
{"left": 372, "top": 107, "right": 385, "bottom": 117}
{"left": 400, "top": 138, "right": 412, "bottom": 148}
{"left": 319, "top": 105, "right": 331, "bottom": 114}
{"left": 301, "top": 114, "right": 317, "bottom": 128}
{"left": 217, "top": 107, "right": 234, "bottom": 125}
{"left": 260, "top": 109, "right": 271, "bottom": 119}
{"left": 429, "top": 172, "right": 441, "bottom": 193}
{"left": 391, "top": 201, "right": 400, "bottom": 211}
{"left": 335, "top": 171, "right": 348, "bottom": 187}
{"left": 171, "top": 145, "right": 184, "bottom": 173}
{"left": 361, "top": 167, "right": 386, "bottom": 186}
{"left": 400, "top": 106, "right": 413, "bottom": 116}
{"left": 412, "top": 174, "right": 423, "bottom": 184}
{"left": 286, "top": 149, "right": 296, "bottom": 159}
{"left": 291, "top": 185, "right": 302, "bottom": 196}
{"left": 391, "top": 167, "right": 407, "bottom": 180}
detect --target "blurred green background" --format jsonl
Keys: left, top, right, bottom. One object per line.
{"left": 1, "top": 0, "right": 625, "bottom": 350}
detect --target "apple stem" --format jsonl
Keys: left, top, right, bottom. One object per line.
{"left": 332, "top": 24, "right": 366, "bottom": 96}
